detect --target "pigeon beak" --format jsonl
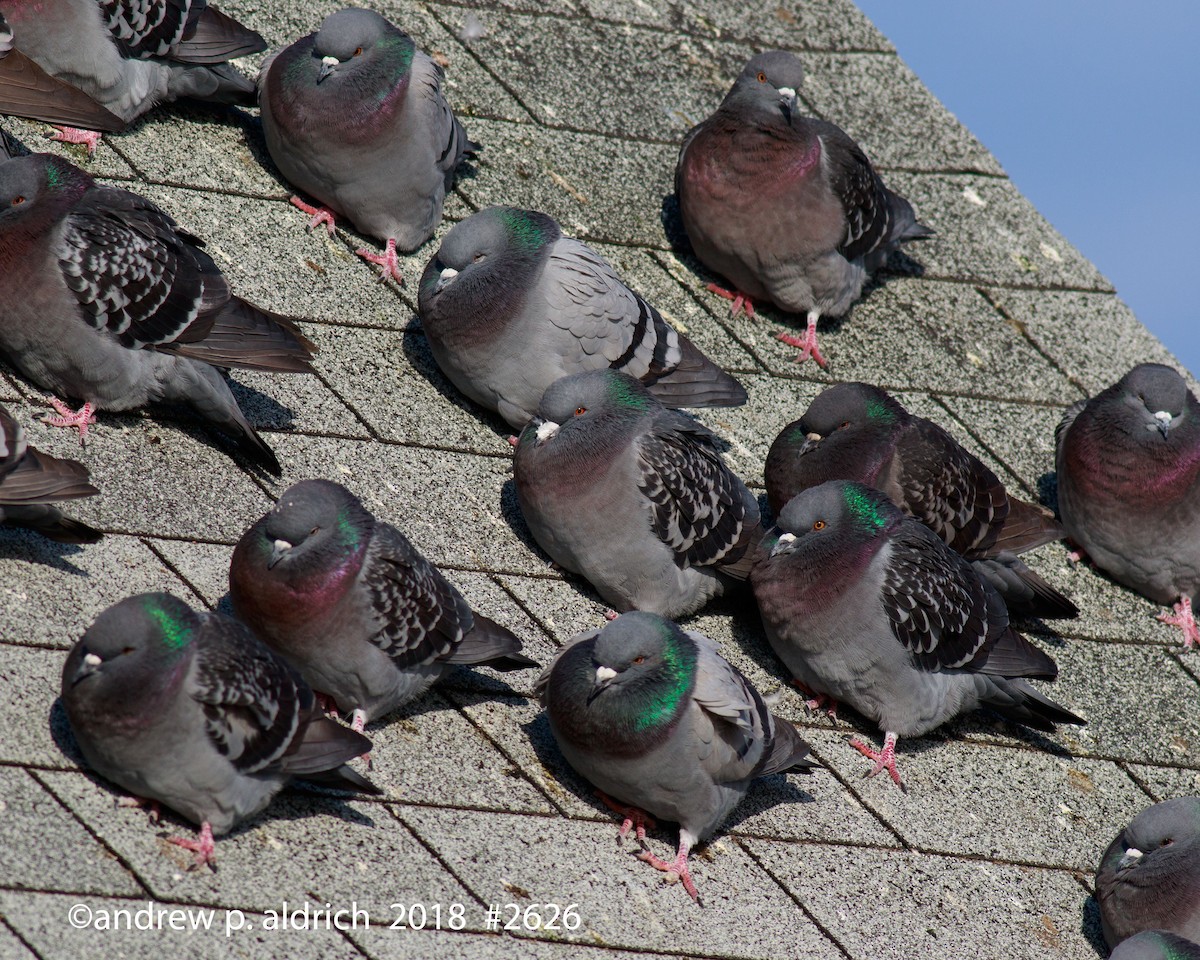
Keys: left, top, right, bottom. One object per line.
{"left": 770, "top": 532, "right": 798, "bottom": 557}
{"left": 588, "top": 665, "right": 618, "bottom": 704}
{"left": 317, "top": 55, "right": 339, "bottom": 83}
{"left": 70, "top": 651, "right": 103, "bottom": 686}
{"left": 535, "top": 418, "right": 560, "bottom": 444}
{"left": 267, "top": 538, "right": 294, "bottom": 569}
{"left": 797, "top": 431, "right": 823, "bottom": 456}
{"left": 1118, "top": 846, "right": 1144, "bottom": 871}
{"left": 777, "top": 86, "right": 797, "bottom": 121}
{"left": 1153, "top": 410, "right": 1172, "bottom": 440}
{"left": 435, "top": 266, "right": 459, "bottom": 293}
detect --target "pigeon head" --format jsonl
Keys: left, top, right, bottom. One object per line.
{"left": 586, "top": 613, "right": 698, "bottom": 717}
{"left": 520, "top": 370, "right": 652, "bottom": 448}
{"left": 311, "top": 8, "right": 413, "bottom": 84}
{"left": 421, "top": 206, "right": 559, "bottom": 300}
{"left": 1102, "top": 796, "right": 1200, "bottom": 880}
{"left": 0, "top": 154, "right": 91, "bottom": 230}
{"left": 1108, "top": 931, "right": 1200, "bottom": 960}
{"left": 791, "top": 382, "right": 907, "bottom": 456}
{"left": 1112, "top": 364, "right": 1194, "bottom": 442}
{"left": 723, "top": 50, "right": 806, "bottom": 123}
{"left": 63, "top": 593, "right": 198, "bottom": 703}
{"left": 260, "top": 479, "right": 373, "bottom": 573}
{"left": 768, "top": 480, "right": 898, "bottom": 559}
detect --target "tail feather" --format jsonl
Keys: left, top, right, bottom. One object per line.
{"left": 3, "top": 505, "right": 102, "bottom": 543}
{"left": 0, "top": 49, "right": 127, "bottom": 130}
{"left": 983, "top": 676, "right": 1085, "bottom": 732}
{"left": 174, "top": 6, "right": 267, "bottom": 64}
{"left": 447, "top": 613, "right": 539, "bottom": 671}
{"left": 282, "top": 715, "right": 380, "bottom": 795}
{"left": 0, "top": 447, "right": 98, "bottom": 505}
{"left": 988, "top": 497, "right": 1065, "bottom": 556}
{"left": 166, "top": 61, "right": 256, "bottom": 106}
{"left": 166, "top": 299, "right": 318, "bottom": 374}
{"left": 759, "top": 716, "right": 818, "bottom": 777}
{"left": 644, "top": 332, "right": 747, "bottom": 409}
{"left": 972, "top": 554, "right": 1078, "bottom": 620}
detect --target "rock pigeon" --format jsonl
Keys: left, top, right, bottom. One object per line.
{"left": 61, "top": 592, "right": 379, "bottom": 867}
{"left": 1097, "top": 796, "right": 1200, "bottom": 948}
{"left": 513, "top": 369, "right": 762, "bottom": 618}
{"left": 229, "top": 479, "right": 537, "bottom": 733}
{"left": 535, "top": 610, "right": 815, "bottom": 902}
{"left": 750, "top": 480, "right": 1084, "bottom": 787}
{"left": 765, "top": 382, "right": 1076, "bottom": 618}
{"left": 675, "top": 50, "right": 931, "bottom": 366}
{"left": 0, "top": 403, "right": 101, "bottom": 542}
{"left": 0, "top": 0, "right": 264, "bottom": 153}
{"left": 1109, "top": 931, "right": 1200, "bottom": 960}
{"left": 0, "top": 152, "right": 318, "bottom": 475}
{"left": 1056, "top": 364, "right": 1200, "bottom": 648}
{"left": 417, "top": 205, "right": 747, "bottom": 429}
{"left": 258, "top": 7, "right": 477, "bottom": 284}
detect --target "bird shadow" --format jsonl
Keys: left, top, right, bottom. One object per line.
{"left": 0, "top": 528, "right": 91, "bottom": 574}
{"left": 1079, "top": 892, "right": 1108, "bottom": 958}
{"left": 1038, "top": 470, "right": 1060, "bottom": 515}
{"left": 226, "top": 376, "right": 304, "bottom": 432}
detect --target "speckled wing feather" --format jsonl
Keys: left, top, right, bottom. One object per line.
{"left": 636, "top": 416, "right": 753, "bottom": 572}
{"left": 99, "top": 0, "right": 264, "bottom": 64}
{"left": 363, "top": 525, "right": 474, "bottom": 670}
{"left": 813, "top": 120, "right": 896, "bottom": 263}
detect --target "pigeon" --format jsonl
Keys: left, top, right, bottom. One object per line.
{"left": 513, "top": 369, "right": 762, "bottom": 618}
{"left": 229, "top": 479, "right": 537, "bottom": 733}
{"left": 765, "top": 382, "right": 1076, "bottom": 618}
{"left": 418, "top": 205, "right": 747, "bottom": 429}
{"left": 0, "top": 152, "right": 318, "bottom": 475}
{"left": 750, "top": 480, "right": 1084, "bottom": 787}
{"left": 61, "top": 592, "right": 379, "bottom": 867}
{"left": 675, "top": 50, "right": 931, "bottom": 367}
{"left": 1109, "top": 932, "right": 1200, "bottom": 960}
{"left": 1097, "top": 796, "right": 1200, "bottom": 948}
{"left": 258, "top": 7, "right": 477, "bottom": 284}
{"left": 0, "top": 403, "right": 101, "bottom": 542}
{"left": 535, "top": 611, "right": 815, "bottom": 902}
{"left": 1056, "top": 363, "right": 1200, "bottom": 647}
{"left": 0, "top": 0, "right": 264, "bottom": 153}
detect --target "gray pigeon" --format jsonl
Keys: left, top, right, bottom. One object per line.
{"left": 535, "top": 611, "right": 815, "bottom": 902}
{"left": 765, "top": 382, "right": 1076, "bottom": 619}
{"left": 0, "top": 403, "right": 100, "bottom": 543}
{"left": 513, "top": 370, "right": 762, "bottom": 618}
{"left": 675, "top": 50, "right": 931, "bottom": 367}
{"left": 750, "top": 480, "right": 1083, "bottom": 787}
{"left": 418, "top": 206, "right": 747, "bottom": 429}
{"left": 0, "top": 152, "right": 318, "bottom": 475}
{"left": 0, "top": 0, "right": 264, "bottom": 153}
{"left": 1110, "top": 932, "right": 1200, "bottom": 960}
{"left": 61, "top": 592, "right": 378, "bottom": 867}
{"left": 1056, "top": 363, "right": 1200, "bottom": 647}
{"left": 229, "top": 479, "right": 537, "bottom": 733}
{"left": 258, "top": 7, "right": 477, "bottom": 283}
{"left": 1097, "top": 796, "right": 1200, "bottom": 948}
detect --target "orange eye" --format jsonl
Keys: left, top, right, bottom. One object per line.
{"left": 756, "top": 71, "right": 767, "bottom": 83}
{"left": 812, "top": 520, "right": 826, "bottom": 531}
{"left": 11, "top": 195, "right": 24, "bottom": 205}
{"left": 574, "top": 406, "right": 587, "bottom": 416}
{"left": 354, "top": 46, "right": 363, "bottom": 56}
{"left": 633, "top": 656, "right": 645, "bottom": 665}
{"left": 840, "top": 420, "right": 850, "bottom": 429}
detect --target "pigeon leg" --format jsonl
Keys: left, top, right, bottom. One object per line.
{"left": 314, "top": 692, "right": 340, "bottom": 718}
{"left": 637, "top": 830, "right": 700, "bottom": 903}
{"left": 790, "top": 678, "right": 838, "bottom": 720}
{"left": 1157, "top": 596, "right": 1200, "bottom": 650}
{"left": 167, "top": 821, "right": 217, "bottom": 869}
{"left": 776, "top": 310, "right": 829, "bottom": 368}
{"left": 850, "top": 731, "right": 904, "bottom": 789}
{"left": 356, "top": 237, "right": 405, "bottom": 285}
{"left": 289, "top": 196, "right": 337, "bottom": 236}
{"left": 349, "top": 708, "right": 373, "bottom": 767}
{"left": 705, "top": 282, "right": 756, "bottom": 318}
{"left": 595, "top": 789, "right": 657, "bottom": 845}
{"left": 116, "top": 794, "right": 160, "bottom": 823}
{"left": 43, "top": 398, "right": 96, "bottom": 443}
{"left": 48, "top": 126, "right": 102, "bottom": 156}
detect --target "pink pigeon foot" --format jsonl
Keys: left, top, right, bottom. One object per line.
{"left": 850, "top": 731, "right": 904, "bottom": 789}
{"left": 705, "top": 282, "right": 755, "bottom": 318}
{"left": 43, "top": 398, "right": 96, "bottom": 443}
{"left": 167, "top": 821, "right": 217, "bottom": 869}
{"left": 1157, "top": 596, "right": 1200, "bottom": 650}
{"left": 117, "top": 794, "right": 160, "bottom": 823}
{"left": 595, "top": 790, "right": 657, "bottom": 846}
{"left": 49, "top": 126, "right": 102, "bottom": 156}
{"left": 314, "top": 692, "right": 340, "bottom": 718}
{"left": 604, "top": 609, "right": 620, "bottom": 621}
{"left": 350, "top": 707, "right": 373, "bottom": 767}
{"left": 790, "top": 679, "right": 838, "bottom": 720}
{"left": 507, "top": 434, "right": 520, "bottom": 448}
{"left": 357, "top": 237, "right": 405, "bottom": 285}
{"left": 776, "top": 310, "right": 828, "bottom": 368}
{"left": 637, "top": 834, "right": 699, "bottom": 903}
{"left": 289, "top": 196, "right": 337, "bottom": 235}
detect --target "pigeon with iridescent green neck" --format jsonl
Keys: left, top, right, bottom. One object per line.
{"left": 536, "top": 611, "right": 815, "bottom": 902}
{"left": 1110, "top": 932, "right": 1200, "bottom": 960}
{"left": 765, "top": 382, "right": 1076, "bottom": 618}
{"left": 230, "top": 479, "right": 537, "bottom": 734}
{"left": 675, "top": 50, "right": 931, "bottom": 367}
{"left": 418, "top": 206, "right": 747, "bottom": 429}
{"left": 1056, "top": 364, "right": 1200, "bottom": 648}
{"left": 61, "top": 592, "right": 378, "bottom": 868}
{"left": 750, "top": 480, "right": 1083, "bottom": 788}
{"left": 514, "top": 370, "right": 761, "bottom": 618}
{"left": 259, "top": 8, "right": 477, "bottom": 284}
{"left": 1097, "top": 796, "right": 1200, "bottom": 948}
{"left": 0, "top": 403, "right": 101, "bottom": 543}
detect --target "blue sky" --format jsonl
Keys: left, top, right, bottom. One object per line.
{"left": 855, "top": 0, "right": 1199, "bottom": 377}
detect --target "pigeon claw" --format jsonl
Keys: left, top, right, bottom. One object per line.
{"left": 705, "top": 282, "right": 755, "bottom": 318}
{"left": 289, "top": 196, "right": 337, "bottom": 236}
{"left": 49, "top": 126, "right": 103, "bottom": 156}
{"left": 850, "top": 732, "right": 904, "bottom": 790}
{"left": 777, "top": 311, "right": 828, "bottom": 367}
{"left": 357, "top": 238, "right": 405, "bottom": 285}
{"left": 43, "top": 398, "right": 96, "bottom": 443}
{"left": 168, "top": 821, "right": 217, "bottom": 869}
{"left": 595, "top": 790, "right": 657, "bottom": 845}
{"left": 116, "top": 794, "right": 161, "bottom": 824}
{"left": 637, "top": 841, "right": 700, "bottom": 904}
{"left": 1157, "top": 596, "right": 1200, "bottom": 651}
{"left": 790, "top": 679, "right": 838, "bottom": 720}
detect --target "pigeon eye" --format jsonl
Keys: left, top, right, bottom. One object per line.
{"left": 812, "top": 519, "right": 826, "bottom": 531}
{"left": 121, "top": 646, "right": 135, "bottom": 655}
{"left": 1161, "top": 837, "right": 1174, "bottom": 846}
{"left": 354, "top": 46, "right": 363, "bottom": 56}
{"left": 840, "top": 420, "right": 850, "bottom": 429}
{"left": 756, "top": 71, "right": 767, "bottom": 83}
{"left": 472, "top": 252, "right": 484, "bottom": 262}
{"left": 574, "top": 406, "right": 587, "bottom": 416}
{"left": 11, "top": 195, "right": 24, "bottom": 206}
{"left": 632, "top": 656, "right": 645, "bottom": 665}
{"left": 309, "top": 526, "right": 319, "bottom": 536}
